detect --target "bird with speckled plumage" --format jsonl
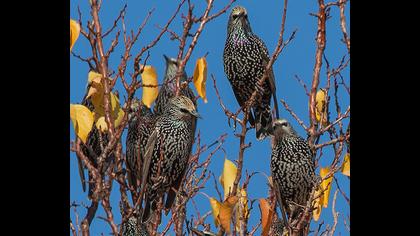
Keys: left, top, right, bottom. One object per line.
{"left": 125, "top": 98, "right": 157, "bottom": 204}
{"left": 269, "top": 119, "right": 316, "bottom": 229}
{"left": 223, "top": 6, "right": 278, "bottom": 140}
{"left": 141, "top": 95, "right": 200, "bottom": 222}
{"left": 270, "top": 216, "right": 286, "bottom": 236}
{"left": 121, "top": 216, "right": 150, "bottom": 236}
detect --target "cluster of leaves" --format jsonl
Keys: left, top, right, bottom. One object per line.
{"left": 70, "top": 19, "right": 208, "bottom": 144}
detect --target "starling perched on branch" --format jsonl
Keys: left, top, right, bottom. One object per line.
{"left": 75, "top": 87, "right": 114, "bottom": 199}
{"left": 121, "top": 216, "right": 150, "bottom": 236}
{"left": 270, "top": 216, "right": 286, "bottom": 236}
{"left": 269, "top": 119, "right": 316, "bottom": 230}
{"left": 154, "top": 55, "right": 196, "bottom": 115}
{"left": 223, "top": 6, "right": 278, "bottom": 140}
{"left": 125, "top": 98, "right": 157, "bottom": 204}
{"left": 141, "top": 96, "right": 200, "bottom": 222}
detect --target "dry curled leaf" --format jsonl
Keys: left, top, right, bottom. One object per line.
{"left": 140, "top": 65, "right": 159, "bottom": 108}
{"left": 193, "top": 57, "right": 208, "bottom": 103}
{"left": 70, "top": 104, "right": 94, "bottom": 143}
{"left": 209, "top": 197, "right": 222, "bottom": 227}
{"left": 259, "top": 198, "right": 274, "bottom": 236}
{"left": 313, "top": 167, "right": 334, "bottom": 221}
{"left": 70, "top": 19, "right": 80, "bottom": 51}
{"left": 219, "top": 196, "right": 238, "bottom": 234}
{"left": 85, "top": 72, "right": 125, "bottom": 129}
{"left": 95, "top": 116, "right": 108, "bottom": 132}
{"left": 110, "top": 92, "right": 125, "bottom": 128}
{"left": 341, "top": 153, "right": 350, "bottom": 177}
{"left": 315, "top": 88, "right": 328, "bottom": 126}
{"left": 220, "top": 158, "right": 238, "bottom": 200}
{"left": 320, "top": 167, "right": 333, "bottom": 208}
{"left": 86, "top": 71, "right": 104, "bottom": 105}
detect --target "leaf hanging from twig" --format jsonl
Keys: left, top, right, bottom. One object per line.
{"left": 70, "top": 104, "right": 94, "bottom": 143}
{"left": 70, "top": 19, "right": 80, "bottom": 51}
{"left": 193, "top": 57, "right": 208, "bottom": 103}
{"left": 259, "top": 198, "right": 274, "bottom": 236}
{"left": 219, "top": 158, "right": 238, "bottom": 200}
{"left": 218, "top": 195, "right": 238, "bottom": 234}
{"left": 315, "top": 88, "right": 328, "bottom": 126}
{"left": 85, "top": 71, "right": 125, "bottom": 131}
{"left": 320, "top": 167, "right": 334, "bottom": 208}
{"left": 140, "top": 65, "right": 159, "bottom": 108}
{"left": 209, "top": 197, "right": 222, "bottom": 227}
{"left": 341, "top": 153, "right": 350, "bottom": 177}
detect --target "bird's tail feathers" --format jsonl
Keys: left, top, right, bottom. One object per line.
{"left": 255, "top": 105, "right": 273, "bottom": 140}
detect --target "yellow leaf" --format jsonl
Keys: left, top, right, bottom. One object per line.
{"left": 219, "top": 196, "right": 238, "bottom": 234}
{"left": 312, "top": 187, "right": 323, "bottom": 221}
{"left": 87, "top": 71, "right": 104, "bottom": 108}
{"left": 219, "top": 174, "right": 224, "bottom": 187}
{"left": 221, "top": 158, "right": 238, "bottom": 200}
{"left": 95, "top": 116, "right": 108, "bottom": 132}
{"left": 259, "top": 198, "right": 274, "bottom": 236}
{"left": 193, "top": 57, "right": 208, "bottom": 103}
{"left": 85, "top": 72, "right": 125, "bottom": 128}
{"left": 320, "top": 167, "right": 334, "bottom": 208}
{"left": 209, "top": 197, "right": 221, "bottom": 227}
{"left": 70, "top": 104, "right": 94, "bottom": 143}
{"left": 70, "top": 19, "right": 80, "bottom": 51}
{"left": 114, "top": 103, "right": 125, "bottom": 128}
{"left": 341, "top": 153, "right": 350, "bottom": 177}
{"left": 110, "top": 92, "right": 125, "bottom": 128}
{"left": 88, "top": 71, "right": 103, "bottom": 84}
{"left": 140, "top": 65, "right": 159, "bottom": 108}
{"left": 315, "top": 88, "right": 328, "bottom": 126}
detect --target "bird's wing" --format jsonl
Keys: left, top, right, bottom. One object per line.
{"left": 164, "top": 164, "right": 187, "bottom": 211}
{"left": 273, "top": 181, "right": 289, "bottom": 229}
{"left": 140, "top": 127, "right": 158, "bottom": 198}
{"left": 139, "top": 126, "right": 159, "bottom": 222}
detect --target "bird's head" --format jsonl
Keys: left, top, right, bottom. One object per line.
{"left": 163, "top": 54, "right": 187, "bottom": 84}
{"left": 227, "top": 6, "right": 252, "bottom": 35}
{"left": 168, "top": 95, "right": 201, "bottom": 120}
{"left": 269, "top": 119, "right": 298, "bottom": 140}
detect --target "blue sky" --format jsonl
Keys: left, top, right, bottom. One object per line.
{"left": 70, "top": 0, "right": 350, "bottom": 235}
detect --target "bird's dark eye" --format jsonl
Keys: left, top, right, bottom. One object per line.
{"left": 282, "top": 123, "right": 288, "bottom": 127}
{"left": 232, "top": 14, "right": 239, "bottom": 19}
{"left": 180, "top": 108, "right": 189, "bottom": 113}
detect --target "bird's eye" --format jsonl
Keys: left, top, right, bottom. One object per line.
{"left": 180, "top": 108, "right": 189, "bottom": 113}
{"left": 232, "top": 14, "right": 239, "bottom": 19}
{"left": 282, "top": 123, "right": 288, "bottom": 127}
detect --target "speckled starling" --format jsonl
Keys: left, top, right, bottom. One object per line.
{"left": 141, "top": 95, "right": 200, "bottom": 222}
{"left": 153, "top": 55, "right": 196, "bottom": 115}
{"left": 270, "top": 216, "right": 286, "bottom": 236}
{"left": 125, "top": 98, "right": 157, "bottom": 203}
{"left": 121, "top": 216, "right": 150, "bottom": 236}
{"left": 223, "top": 6, "right": 277, "bottom": 140}
{"left": 75, "top": 86, "right": 114, "bottom": 198}
{"left": 269, "top": 119, "right": 316, "bottom": 221}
